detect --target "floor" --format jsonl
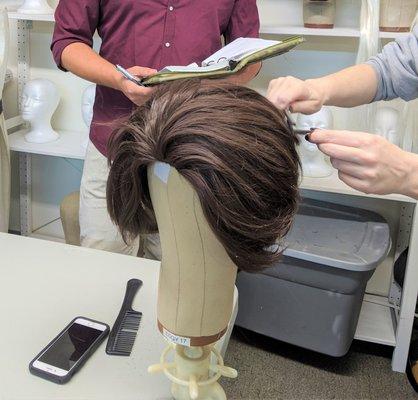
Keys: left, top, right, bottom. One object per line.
{"left": 222, "top": 328, "right": 417, "bottom": 400}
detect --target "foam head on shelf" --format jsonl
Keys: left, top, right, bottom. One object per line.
{"left": 17, "top": 0, "right": 54, "bottom": 15}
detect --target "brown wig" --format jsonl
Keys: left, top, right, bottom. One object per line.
{"left": 107, "top": 79, "right": 300, "bottom": 272}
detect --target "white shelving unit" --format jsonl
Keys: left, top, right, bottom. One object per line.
{"left": 261, "top": 25, "right": 360, "bottom": 38}
{"left": 7, "top": 127, "right": 414, "bottom": 203}
{"left": 8, "top": 129, "right": 86, "bottom": 160}
{"left": 356, "top": 294, "right": 396, "bottom": 347}
{"left": 7, "top": 11, "right": 409, "bottom": 38}
{"left": 7, "top": 12, "right": 54, "bottom": 22}
{"left": 260, "top": 25, "right": 408, "bottom": 40}
{"left": 302, "top": 170, "right": 414, "bottom": 203}
{"left": 30, "top": 218, "right": 66, "bottom": 243}
{"left": 5, "top": 9, "right": 418, "bottom": 376}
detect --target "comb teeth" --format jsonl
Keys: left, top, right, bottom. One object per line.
{"left": 120, "top": 311, "right": 142, "bottom": 330}
{"left": 108, "top": 311, "right": 142, "bottom": 356}
{"left": 106, "top": 279, "right": 143, "bottom": 356}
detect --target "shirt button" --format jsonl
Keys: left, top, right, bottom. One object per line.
{"left": 169, "top": 6, "right": 174, "bottom": 11}
{"left": 165, "top": 42, "right": 171, "bottom": 47}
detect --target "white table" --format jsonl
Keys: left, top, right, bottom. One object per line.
{"left": 0, "top": 233, "right": 237, "bottom": 400}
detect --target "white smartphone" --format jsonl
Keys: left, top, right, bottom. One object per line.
{"left": 29, "top": 317, "right": 109, "bottom": 384}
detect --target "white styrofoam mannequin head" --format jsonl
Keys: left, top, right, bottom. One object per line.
{"left": 81, "top": 84, "right": 96, "bottom": 149}
{"left": 81, "top": 85, "right": 96, "bottom": 128}
{"left": 17, "top": 0, "right": 54, "bottom": 14}
{"left": 22, "top": 79, "right": 60, "bottom": 143}
{"left": 297, "top": 107, "right": 334, "bottom": 178}
{"left": 374, "top": 106, "right": 400, "bottom": 146}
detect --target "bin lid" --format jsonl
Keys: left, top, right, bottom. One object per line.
{"left": 282, "top": 198, "right": 391, "bottom": 272}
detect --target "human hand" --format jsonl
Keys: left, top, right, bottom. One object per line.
{"left": 116, "top": 66, "right": 157, "bottom": 105}
{"left": 267, "top": 76, "right": 326, "bottom": 114}
{"left": 308, "top": 129, "right": 416, "bottom": 196}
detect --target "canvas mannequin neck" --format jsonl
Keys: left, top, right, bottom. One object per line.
{"left": 147, "top": 162, "right": 237, "bottom": 346}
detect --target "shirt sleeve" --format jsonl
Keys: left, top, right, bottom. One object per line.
{"left": 366, "top": 26, "right": 418, "bottom": 102}
{"left": 51, "top": 0, "right": 100, "bottom": 71}
{"left": 224, "top": 0, "right": 260, "bottom": 44}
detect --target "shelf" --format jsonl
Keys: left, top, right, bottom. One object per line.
{"left": 6, "top": 12, "right": 408, "bottom": 39}
{"left": 8, "top": 11, "right": 55, "bottom": 22}
{"left": 301, "top": 169, "right": 416, "bottom": 203}
{"left": 8, "top": 129, "right": 87, "bottom": 160}
{"left": 8, "top": 128, "right": 415, "bottom": 203}
{"left": 261, "top": 25, "right": 360, "bottom": 38}
{"left": 354, "top": 294, "right": 397, "bottom": 347}
{"left": 260, "top": 25, "right": 408, "bottom": 40}
{"left": 379, "top": 30, "right": 410, "bottom": 40}
{"left": 30, "top": 218, "right": 65, "bottom": 243}
{"left": 5, "top": 13, "right": 409, "bottom": 39}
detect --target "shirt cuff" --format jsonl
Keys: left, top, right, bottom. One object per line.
{"left": 365, "top": 59, "right": 384, "bottom": 102}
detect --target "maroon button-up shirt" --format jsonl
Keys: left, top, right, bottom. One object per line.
{"left": 51, "top": 0, "right": 260, "bottom": 156}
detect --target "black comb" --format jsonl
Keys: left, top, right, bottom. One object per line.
{"left": 106, "top": 279, "right": 143, "bottom": 356}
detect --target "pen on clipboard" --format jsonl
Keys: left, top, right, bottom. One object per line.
{"left": 116, "top": 64, "right": 145, "bottom": 86}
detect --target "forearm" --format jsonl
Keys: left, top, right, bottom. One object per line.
{"left": 402, "top": 152, "right": 418, "bottom": 200}
{"left": 309, "top": 64, "right": 378, "bottom": 108}
{"left": 227, "top": 62, "right": 261, "bottom": 85}
{"left": 61, "top": 42, "right": 120, "bottom": 90}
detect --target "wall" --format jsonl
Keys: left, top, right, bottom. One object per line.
{"left": 3, "top": 0, "right": 404, "bottom": 295}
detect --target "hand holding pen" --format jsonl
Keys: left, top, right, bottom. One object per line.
{"left": 115, "top": 65, "right": 157, "bottom": 106}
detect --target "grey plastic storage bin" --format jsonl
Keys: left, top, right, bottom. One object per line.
{"left": 235, "top": 198, "right": 391, "bottom": 357}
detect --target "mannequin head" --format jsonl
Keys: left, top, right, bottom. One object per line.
{"left": 22, "top": 79, "right": 60, "bottom": 143}
{"left": 81, "top": 85, "right": 96, "bottom": 149}
{"left": 17, "top": 0, "right": 54, "bottom": 14}
{"left": 22, "top": 79, "right": 59, "bottom": 123}
{"left": 81, "top": 85, "right": 96, "bottom": 128}
{"left": 107, "top": 79, "right": 301, "bottom": 272}
{"left": 297, "top": 107, "right": 333, "bottom": 178}
{"left": 374, "top": 106, "right": 400, "bottom": 146}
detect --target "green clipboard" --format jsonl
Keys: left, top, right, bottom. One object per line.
{"left": 141, "top": 36, "right": 305, "bottom": 87}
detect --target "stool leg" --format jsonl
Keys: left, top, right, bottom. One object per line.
{"left": 60, "top": 191, "right": 81, "bottom": 246}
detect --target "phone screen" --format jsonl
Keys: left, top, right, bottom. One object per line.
{"left": 38, "top": 321, "right": 103, "bottom": 371}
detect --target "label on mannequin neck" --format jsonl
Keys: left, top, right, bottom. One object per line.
{"left": 163, "top": 328, "right": 191, "bottom": 347}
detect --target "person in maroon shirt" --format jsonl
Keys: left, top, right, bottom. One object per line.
{"left": 51, "top": 0, "right": 261, "bottom": 258}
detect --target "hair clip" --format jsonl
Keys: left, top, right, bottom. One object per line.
{"left": 284, "top": 110, "right": 315, "bottom": 136}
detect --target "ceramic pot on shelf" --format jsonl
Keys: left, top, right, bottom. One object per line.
{"left": 380, "top": 0, "right": 417, "bottom": 32}
{"left": 303, "top": 0, "right": 336, "bottom": 29}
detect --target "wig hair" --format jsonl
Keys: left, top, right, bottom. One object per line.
{"left": 106, "top": 79, "right": 300, "bottom": 272}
